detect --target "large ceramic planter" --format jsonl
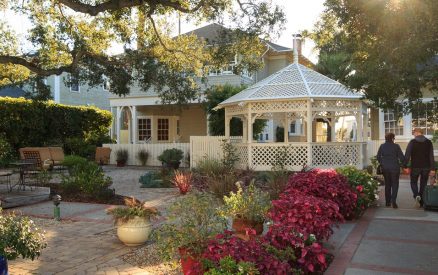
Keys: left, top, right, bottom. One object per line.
{"left": 232, "top": 218, "right": 264, "bottom": 236}
{"left": 178, "top": 247, "right": 202, "bottom": 275}
{"left": 116, "top": 217, "right": 152, "bottom": 246}
{"left": 0, "top": 256, "right": 7, "bottom": 275}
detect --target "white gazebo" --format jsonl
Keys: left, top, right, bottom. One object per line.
{"left": 216, "top": 42, "right": 367, "bottom": 170}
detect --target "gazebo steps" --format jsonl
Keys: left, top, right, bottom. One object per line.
{"left": 0, "top": 185, "right": 50, "bottom": 209}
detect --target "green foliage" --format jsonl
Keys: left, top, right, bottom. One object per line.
{"left": 205, "top": 85, "right": 266, "bottom": 137}
{"left": 115, "top": 149, "right": 129, "bottom": 162}
{"left": 432, "top": 130, "right": 438, "bottom": 143}
{"left": 0, "top": 135, "right": 14, "bottom": 167}
{"left": 194, "top": 157, "right": 227, "bottom": 178}
{"left": 306, "top": 0, "right": 438, "bottom": 112}
{"left": 61, "top": 160, "right": 112, "bottom": 196}
{"left": 64, "top": 137, "right": 97, "bottom": 159}
{"left": 158, "top": 148, "right": 184, "bottom": 164}
{"left": 220, "top": 182, "right": 271, "bottom": 223}
{"left": 152, "top": 192, "right": 227, "bottom": 260}
{"left": 221, "top": 140, "right": 240, "bottom": 170}
{"left": 137, "top": 149, "right": 149, "bottom": 166}
{"left": 203, "top": 256, "right": 260, "bottom": 275}
{"left": 1, "top": 1, "right": 285, "bottom": 104}
{"left": 36, "top": 170, "right": 52, "bottom": 186}
{"left": 139, "top": 171, "right": 163, "bottom": 188}
{"left": 107, "top": 197, "right": 159, "bottom": 224}
{"left": 0, "top": 209, "right": 47, "bottom": 260}
{"left": 0, "top": 98, "right": 112, "bottom": 153}
{"left": 336, "top": 166, "right": 379, "bottom": 216}
{"left": 62, "top": 155, "right": 89, "bottom": 168}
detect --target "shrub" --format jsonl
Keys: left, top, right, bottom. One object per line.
{"left": 172, "top": 170, "right": 192, "bottom": 194}
{"left": 158, "top": 148, "right": 184, "bottom": 165}
{"left": 152, "top": 192, "right": 227, "bottom": 261}
{"left": 61, "top": 160, "right": 112, "bottom": 196}
{"left": 115, "top": 149, "right": 129, "bottom": 163}
{"left": 336, "top": 166, "right": 379, "bottom": 216}
{"left": 194, "top": 157, "right": 226, "bottom": 178}
{"left": 220, "top": 182, "right": 271, "bottom": 223}
{"left": 139, "top": 171, "right": 164, "bottom": 188}
{"left": 0, "top": 136, "right": 14, "bottom": 167}
{"left": 0, "top": 210, "right": 47, "bottom": 260}
{"left": 203, "top": 256, "right": 259, "bottom": 275}
{"left": 221, "top": 140, "right": 240, "bottom": 170}
{"left": 64, "top": 137, "right": 97, "bottom": 159}
{"left": 268, "top": 189, "right": 344, "bottom": 241}
{"left": 62, "top": 155, "right": 89, "bottom": 168}
{"left": 201, "top": 232, "right": 292, "bottom": 274}
{"left": 137, "top": 149, "right": 149, "bottom": 166}
{"left": 0, "top": 97, "right": 111, "bottom": 152}
{"left": 206, "top": 173, "right": 240, "bottom": 200}
{"left": 286, "top": 169, "right": 357, "bottom": 219}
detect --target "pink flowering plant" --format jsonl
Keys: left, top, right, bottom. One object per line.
{"left": 285, "top": 169, "right": 357, "bottom": 219}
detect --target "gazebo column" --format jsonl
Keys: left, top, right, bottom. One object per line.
{"left": 247, "top": 104, "right": 253, "bottom": 168}
{"left": 116, "top": 106, "right": 121, "bottom": 144}
{"left": 132, "top": 105, "right": 137, "bottom": 144}
{"left": 225, "top": 115, "right": 231, "bottom": 139}
{"left": 330, "top": 117, "right": 336, "bottom": 142}
{"left": 306, "top": 101, "right": 313, "bottom": 166}
{"left": 283, "top": 113, "right": 289, "bottom": 143}
{"left": 242, "top": 117, "right": 247, "bottom": 142}
{"left": 363, "top": 111, "right": 369, "bottom": 141}
{"left": 356, "top": 112, "right": 363, "bottom": 142}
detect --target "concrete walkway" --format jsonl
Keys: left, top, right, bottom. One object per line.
{"left": 327, "top": 178, "right": 438, "bottom": 275}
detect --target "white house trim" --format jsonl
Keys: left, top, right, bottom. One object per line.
{"left": 54, "top": 75, "right": 60, "bottom": 103}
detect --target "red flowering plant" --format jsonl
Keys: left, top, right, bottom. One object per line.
{"left": 200, "top": 231, "right": 294, "bottom": 274}
{"left": 285, "top": 169, "right": 357, "bottom": 219}
{"left": 267, "top": 189, "right": 344, "bottom": 242}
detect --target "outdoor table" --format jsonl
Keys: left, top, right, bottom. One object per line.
{"left": 0, "top": 171, "right": 13, "bottom": 192}
{"left": 10, "top": 160, "right": 37, "bottom": 191}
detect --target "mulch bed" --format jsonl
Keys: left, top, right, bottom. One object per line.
{"left": 46, "top": 183, "right": 128, "bottom": 205}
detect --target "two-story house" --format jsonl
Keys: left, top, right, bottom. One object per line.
{"left": 110, "top": 23, "right": 314, "bottom": 145}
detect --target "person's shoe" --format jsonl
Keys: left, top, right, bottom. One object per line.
{"left": 392, "top": 202, "right": 398, "bottom": 209}
{"left": 385, "top": 202, "right": 391, "bottom": 207}
{"left": 415, "top": 196, "right": 422, "bottom": 208}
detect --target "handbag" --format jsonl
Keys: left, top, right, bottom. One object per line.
{"left": 377, "top": 165, "right": 383, "bottom": 175}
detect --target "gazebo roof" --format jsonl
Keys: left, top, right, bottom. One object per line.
{"left": 219, "top": 63, "right": 362, "bottom": 106}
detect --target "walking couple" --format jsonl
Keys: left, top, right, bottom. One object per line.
{"left": 377, "top": 128, "right": 436, "bottom": 209}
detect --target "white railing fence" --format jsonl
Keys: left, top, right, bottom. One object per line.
{"left": 103, "top": 143, "right": 190, "bottom": 167}
{"left": 189, "top": 136, "right": 242, "bottom": 168}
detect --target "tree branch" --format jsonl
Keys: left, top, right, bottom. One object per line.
{"left": 57, "top": 0, "right": 207, "bottom": 16}
{"left": 0, "top": 55, "right": 73, "bottom": 76}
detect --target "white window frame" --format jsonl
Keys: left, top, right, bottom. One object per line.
{"left": 68, "top": 74, "right": 80, "bottom": 93}
{"left": 383, "top": 110, "right": 404, "bottom": 136}
{"left": 137, "top": 116, "right": 152, "bottom": 142}
{"left": 411, "top": 100, "right": 438, "bottom": 137}
{"left": 289, "top": 119, "right": 304, "bottom": 136}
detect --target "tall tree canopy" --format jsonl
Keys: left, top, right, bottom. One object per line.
{"left": 306, "top": 0, "right": 438, "bottom": 112}
{"left": 0, "top": 0, "right": 285, "bottom": 103}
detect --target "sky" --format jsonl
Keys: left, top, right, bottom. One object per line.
{"left": 2, "top": 0, "right": 326, "bottom": 62}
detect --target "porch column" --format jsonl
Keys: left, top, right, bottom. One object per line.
{"left": 132, "top": 106, "right": 137, "bottom": 144}
{"left": 242, "top": 117, "right": 247, "bottom": 142}
{"left": 357, "top": 112, "right": 363, "bottom": 142}
{"left": 363, "top": 111, "right": 369, "bottom": 141}
{"left": 109, "top": 107, "right": 114, "bottom": 139}
{"left": 116, "top": 106, "right": 121, "bottom": 144}
{"left": 307, "top": 100, "right": 313, "bottom": 166}
{"left": 283, "top": 113, "right": 289, "bottom": 143}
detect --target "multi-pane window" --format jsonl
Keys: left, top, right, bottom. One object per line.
{"left": 138, "top": 118, "right": 151, "bottom": 141}
{"left": 412, "top": 101, "right": 438, "bottom": 136}
{"left": 383, "top": 110, "right": 403, "bottom": 136}
{"left": 157, "top": 118, "right": 169, "bottom": 141}
{"left": 69, "top": 75, "right": 79, "bottom": 92}
{"left": 289, "top": 119, "right": 303, "bottom": 135}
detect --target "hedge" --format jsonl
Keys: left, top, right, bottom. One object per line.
{"left": 0, "top": 97, "right": 112, "bottom": 151}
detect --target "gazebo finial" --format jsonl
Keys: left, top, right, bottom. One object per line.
{"left": 292, "top": 34, "right": 302, "bottom": 64}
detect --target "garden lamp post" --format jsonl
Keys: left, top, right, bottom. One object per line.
{"left": 53, "top": 195, "right": 62, "bottom": 221}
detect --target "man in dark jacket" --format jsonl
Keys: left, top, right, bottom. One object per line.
{"left": 377, "top": 133, "right": 405, "bottom": 208}
{"left": 404, "top": 128, "right": 436, "bottom": 207}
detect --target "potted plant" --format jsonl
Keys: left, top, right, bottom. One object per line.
{"left": 152, "top": 192, "right": 226, "bottom": 274}
{"left": 158, "top": 148, "right": 184, "bottom": 169}
{"left": 220, "top": 181, "right": 271, "bottom": 237}
{"left": 0, "top": 209, "right": 47, "bottom": 274}
{"left": 115, "top": 149, "right": 129, "bottom": 167}
{"left": 172, "top": 170, "right": 192, "bottom": 194}
{"left": 137, "top": 149, "right": 149, "bottom": 166}
{"left": 107, "top": 197, "right": 159, "bottom": 246}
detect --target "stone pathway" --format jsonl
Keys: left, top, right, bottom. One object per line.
{"left": 7, "top": 166, "right": 180, "bottom": 275}
{"left": 327, "top": 177, "right": 438, "bottom": 275}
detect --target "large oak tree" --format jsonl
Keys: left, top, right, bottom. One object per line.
{"left": 306, "top": 0, "right": 438, "bottom": 112}
{"left": 0, "top": 0, "right": 285, "bottom": 102}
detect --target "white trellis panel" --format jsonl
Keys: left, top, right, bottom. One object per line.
{"left": 249, "top": 143, "right": 309, "bottom": 171}
{"left": 311, "top": 142, "right": 363, "bottom": 168}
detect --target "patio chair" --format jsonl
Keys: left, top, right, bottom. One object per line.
{"left": 95, "top": 147, "right": 112, "bottom": 165}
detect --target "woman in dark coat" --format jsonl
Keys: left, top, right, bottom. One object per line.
{"left": 377, "top": 133, "right": 405, "bottom": 208}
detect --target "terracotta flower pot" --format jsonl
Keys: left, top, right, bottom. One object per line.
{"left": 232, "top": 218, "right": 264, "bottom": 236}
{"left": 178, "top": 247, "right": 202, "bottom": 275}
{"left": 116, "top": 217, "right": 152, "bottom": 246}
